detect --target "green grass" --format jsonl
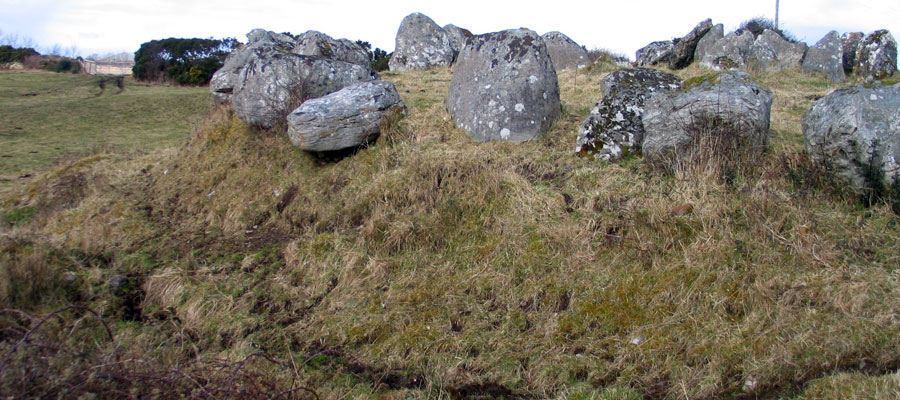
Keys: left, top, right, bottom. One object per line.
{"left": 0, "top": 70, "right": 211, "bottom": 183}
{"left": 1, "top": 62, "right": 900, "bottom": 399}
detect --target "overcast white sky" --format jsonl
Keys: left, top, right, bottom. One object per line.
{"left": 1, "top": 0, "right": 899, "bottom": 60}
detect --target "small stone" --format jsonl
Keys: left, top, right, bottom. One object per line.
{"left": 742, "top": 377, "right": 758, "bottom": 393}
{"left": 541, "top": 31, "right": 590, "bottom": 71}
{"left": 802, "top": 31, "right": 846, "bottom": 82}
{"left": 855, "top": 30, "right": 898, "bottom": 81}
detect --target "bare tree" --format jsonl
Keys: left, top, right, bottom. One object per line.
{"left": 48, "top": 43, "right": 63, "bottom": 56}
{"left": 65, "top": 45, "right": 79, "bottom": 58}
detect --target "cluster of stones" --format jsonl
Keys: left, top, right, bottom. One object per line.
{"left": 389, "top": 12, "right": 588, "bottom": 73}
{"left": 387, "top": 13, "right": 569, "bottom": 143}
{"left": 207, "top": 12, "right": 898, "bottom": 197}
{"left": 210, "top": 29, "right": 406, "bottom": 152}
{"left": 596, "top": 19, "right": 899, "bottom": 193}
{"left": 637, "top": 20, "right": 897, "bottom": 83}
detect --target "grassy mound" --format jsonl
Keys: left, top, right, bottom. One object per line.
{"left": 2, "top": 63, "right": 900, "bottom": 399}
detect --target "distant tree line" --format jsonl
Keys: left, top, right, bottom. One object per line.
{"left": 133, "top": 37, "right": 239, "bottom": 85}
{"left": 355, "top": 40, "right": 391, "bottom": 72}
{"left": 0, "top": 44, "right": 81, "bottom": 73}
{"left": 0, "top": 45, "right": 39, "bottom": 63}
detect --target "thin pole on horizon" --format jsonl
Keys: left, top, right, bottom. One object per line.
{"left": 775, "top": 0, "right": 780, "bottom": 29}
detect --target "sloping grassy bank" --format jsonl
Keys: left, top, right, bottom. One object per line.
{"left": 1, "top": 64, "right": 899, "bottom": 399}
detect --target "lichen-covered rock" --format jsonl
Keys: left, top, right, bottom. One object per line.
{"left": 576, "top": 68, "right": 682, "bottom": 161}
{"left": 211, "top": 29, "right": 374, "bottom": 104}
{"left": 642, "top": 72, "right": 773, "bottom": 164}
{"left": 444, "top": 24, "right": 474, "bottom": 55}
{"left": 636, "top": 41, "right": 673, "bottom": 67}
{"left": 287, "top": 81, "right": 406, "bottom": 152}
{"left": 802, "top": 31, "right": 845, "bottom": 82}
{"left": 841, "top": 32, "right": 865, "bottom": 73}
{"left": 803, "top": 83, "right": 900, "bottom": 191}
{"left": 747, "top": 30, "right": 808, "bottom": 72}
{"left": 668, "top": 19, "right": 713, "bottom": 70}
{"left": 697, "top": 29, "right": 754, "bottom": 70}
{"left": 210, "top": 29, "right": 301, "bottom": 104}
{"left": 855, "top": 30, "right": 898, "bottom": 81}
{"left": 694, "top": 24, "right": 724, "bottom": 64}
{"left": 231, "top": 54, "right": 377, "bottom": 129}
{"left": 446, "top": 28, "right": 560, "bottom": 143}
{"left": 295, "top": 30, "right": 370, "bottom": 66}
{"left": 541, "top": 31, "right": 589, "bottom": 71}
{"left": 388, "top": 12, "right": 455, "bottom": 71}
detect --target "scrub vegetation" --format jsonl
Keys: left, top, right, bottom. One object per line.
{"left": 1, "top": 57, "right": 899, "bottom": 399}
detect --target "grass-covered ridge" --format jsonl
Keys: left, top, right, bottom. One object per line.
{"left": 2, "top": 64, "right": 900, "bottom": 399}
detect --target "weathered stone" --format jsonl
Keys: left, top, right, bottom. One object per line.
{"left": 855, "top": 30, "right": 898, "bottom": 81}
{"left": 694, "top": 24, "right": 724, "bottom": 64}
{"left": 802, "top": 31, "right": 845, "bottom": 82}
{"left": 444, "top": 24, "right": 474, "bottom": 56}
{"left": 541, "top": 31, "right": 589, "bottom": 71}
{"left": 642, "top": 72, "right": 773, "bottom": 164}
{"left": 803, "top": 83, "right": 900, "bottom": 191}
{"left": 210, "top": 29, "right": 302, "bottom": 104}
{"left": 295, "top": 30, "right": 370, "bottom": 66}
{"left": 636, "top": 40, "right": 673, "bottom": 67}
{"left": 841, "top": 32, "right": 865, "bottom": 72}
{"left": 747, "top": 30, "right": 807, "bottom": 72}
{"left": 447, "top": 28, "right": 560, "bottom": 143}
{"left": 698, "top": 29, "right": 754, "bottom": 70}
{"left": 389, "top": 12, "right": 455, "bottom": 71}
{"left": 668, "top": 19, "right": 713, "bottom": 70}
{"left": 576, "top": 68, "right": 682, "bottom": 161}
{"left": 287, "top": 81, "right": 406, "bottom": 152}
{"left": 231, "top": 54, "right": 377, "bottom": 129}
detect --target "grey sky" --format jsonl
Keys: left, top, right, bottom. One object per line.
{"left": 1, "top": 0, "right": 898, "bottom": 59}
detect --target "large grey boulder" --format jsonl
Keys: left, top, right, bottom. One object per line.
{"left": 446, "top": 28, "right": 560, "bottom": 143}
{"left": 576, "top": 68, "right": 682, "bottom": 161}
{"left": 803, "top": 83, "right": 900, "bottom": 191}
{"left": 802, "top": 31, "right": 845, "bottom": 82}
{"left": 389, "top": 13, "right": 455, "bottom": 71}
{"left": 747, "top": 30, "right": 808, "bottom": 72}
{"left": 668, "top": 19, "right": 714, "bottom": 70}
{"left": 636, "top": 41, "right": 673, "bottom": 67}
{"left": 287, "top": 81, "right": 406, "bottom": 152}
{"left": 855, "top": 30, "right": 898, "bottom": 81}
{"left": 697, "top": 30, "right": 754, "bottom": 70}
{"left": 231, "top": 54, "right": 377, "bottom": 129}
{"left": 541, "top": 31, "right": 589, "bottom": 71}
{"left": 642, "top": 72, "right": 773, "bottom": 164}
{"left": 211, "top": 29, "right": 375, "bottom": 104}
{"left": 210, "top": 29, "right": 301, "bottom": 104}
{"left": 295, "top": 30, "right": 370, "bottom": 67}
{"left": 841, "top": 32, "right": 865, "bottom": 73}
{"left": 444, "top": 24, "right": 474, "bottom": 56}
{"left": 694, "top": 24, "right": 724, "bottom": 64}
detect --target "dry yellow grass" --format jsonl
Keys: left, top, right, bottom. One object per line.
{"left": 2, "top": 60, "right": 900, "bottom": 399}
